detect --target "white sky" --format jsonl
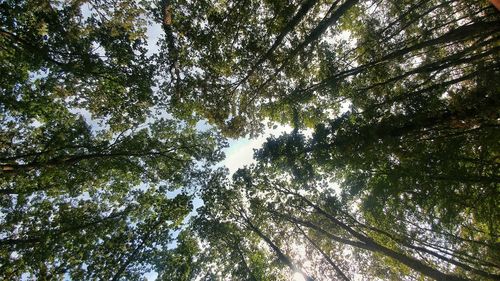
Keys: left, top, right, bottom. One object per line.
{"left": 222, "top": 124, "right": 293, "bottom": 175}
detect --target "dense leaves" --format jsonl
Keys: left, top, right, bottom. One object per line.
{"left": 0, "top": 110, "right": 225, "bottom": 279}
{"left": 1, "top": 0, "right": 499, "bottom": 280}
{"left": 0, "top": 0, "right": 154, "bottom": 129}
{"left": 0, "top": 0, "right": 225, "bottom": 279}
{"left": 161, "top": 0, "right": 499, "bottom": 280}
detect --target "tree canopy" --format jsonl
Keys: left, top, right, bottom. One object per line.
{"left": 1, "top": 0, "right": 499, "bottom": 280}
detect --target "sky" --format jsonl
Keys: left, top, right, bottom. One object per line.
{"left": 222, "top": 124, "right": 293, "bottom": 174}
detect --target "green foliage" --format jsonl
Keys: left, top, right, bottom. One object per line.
{"left": 165, "top": 0, "right": 499, "bottom": 280}
{"left": 0, "top": 0, "right": 154, "bottom": 129}
{"left": 1, "top": 0, "right": 499, "bottom": 280}
{"left": 0, "top": 110, "right": 225, "bottom": 278}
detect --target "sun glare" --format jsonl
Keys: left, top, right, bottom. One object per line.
{"left": 292, "top": 272, "right": 306, "bottom": 281}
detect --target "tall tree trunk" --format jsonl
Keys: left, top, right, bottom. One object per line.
{"left": 308, "top": 20, "right": 500, "bottom": 93}
{"left": 294, "top": 193, "right": 471, "bottom": 281}
{"left": 243, "top": 0, "right": 359, "bottom": 109}
{"left": 244, "top": 217, "right": 315, "bottom": 281}
{"left": 235, "top": 0, "right": 320, "bottom": 89}
{"left": 295, "top": 224, "right": 351, "bottom": 281}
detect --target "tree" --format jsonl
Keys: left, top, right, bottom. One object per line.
{"left": 0, "top": 109, "right": 225, "bottom": 279}
{"left": 1, "top": 0, "right": 499, "bottom": 280}
{"left": 250, "top": 71, "right": 499, "bottom": 280}
{"left": 152, "top": 0, "right": 364, "bottom": 136}
{"left": 0, "top": 1, "right": 229, "bottom": 279}
{"left": 186, "top": 163, "right": 499, "bottom": 280}
{"left": 152, "top": 0, "right": 499, "bottom": 137}
{"left": 173, "top": 168, "right": 311, "bottom": 280}
{"left": 1, "top": 0, "right": 155, "bottom": 129}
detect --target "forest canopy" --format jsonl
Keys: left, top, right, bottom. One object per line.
{"left": 0, "top": 0, "right": 499, "bottom": 280}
